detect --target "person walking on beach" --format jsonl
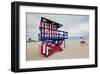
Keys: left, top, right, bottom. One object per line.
{"left": 80, "top": 36, "right": 87, "bottom": 46}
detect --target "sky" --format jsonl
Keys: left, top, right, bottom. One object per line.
{"left": 26, "top": 13, "right": 89, "bottom": 41}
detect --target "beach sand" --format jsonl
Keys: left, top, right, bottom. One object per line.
{"left": 26, "top": 41, "right": 89, "bottom": 61}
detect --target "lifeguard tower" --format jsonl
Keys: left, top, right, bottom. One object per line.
{"left": 38, "top": 17, "right": 68, "bottom": 57}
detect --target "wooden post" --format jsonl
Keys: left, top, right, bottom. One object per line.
{"left": 64, "top": 39, "right": 66, "bottom": 48}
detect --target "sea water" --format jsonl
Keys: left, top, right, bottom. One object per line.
{"left": 65, "top": 36, "right": 89, "bottom": 44}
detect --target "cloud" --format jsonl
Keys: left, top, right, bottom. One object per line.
{"left": 66, "top": 22, "right": 89, "bottom": 37}
{"left": 26, "top": 13, "right": 89, "bottom": 40}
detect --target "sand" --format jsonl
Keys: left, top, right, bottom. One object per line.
{"left": 26, "top": 41, "right": 89, "bottom": 61}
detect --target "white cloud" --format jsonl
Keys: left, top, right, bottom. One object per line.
{"left": 26, "top": 13, "right": 89, "bottom": 40}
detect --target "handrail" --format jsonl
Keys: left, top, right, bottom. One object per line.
{"left": 39, "top": 27, "right": 68, "bottom": 41}
{"left": 38, "top": 32, "right": 68, "bottom": 41}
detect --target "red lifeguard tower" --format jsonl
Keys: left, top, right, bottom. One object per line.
{"left": 38, "top": 17, "right": 68, "bottom": 57}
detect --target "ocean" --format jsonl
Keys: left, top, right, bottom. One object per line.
{"left": 65, "top": 36, "right": 89, "bottom": 43}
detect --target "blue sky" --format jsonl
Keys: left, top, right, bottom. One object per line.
{"left": 26, "top": 13, "right": 89, "bottom": 41}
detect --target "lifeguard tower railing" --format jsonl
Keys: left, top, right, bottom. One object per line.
{"left": 38, "top": 27, "right": 68, "bottom": 41}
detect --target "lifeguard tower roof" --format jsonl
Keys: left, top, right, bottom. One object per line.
{"left": 41, "top": 17, "right": 63, "bottom": 29}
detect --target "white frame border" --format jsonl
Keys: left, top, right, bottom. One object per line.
{"left": 19, "top": 5, "right": 95, "bottom": 69}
